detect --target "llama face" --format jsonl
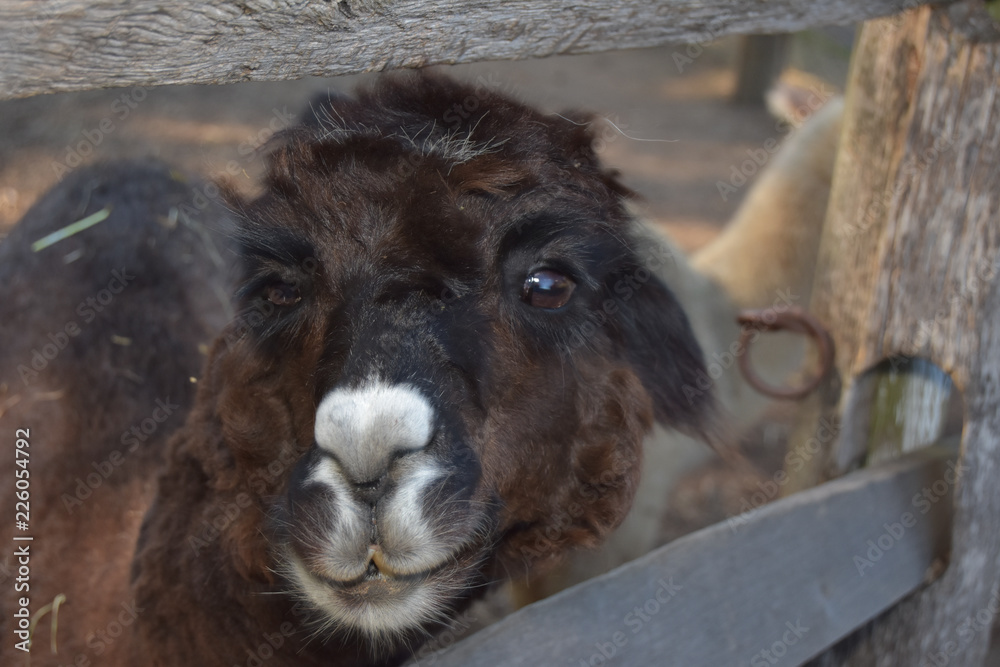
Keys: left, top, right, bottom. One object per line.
{"left": 221, "top": 73, "right": 713, "bottom": 642}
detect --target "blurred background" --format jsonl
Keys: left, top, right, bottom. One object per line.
{"left": 0, "top": 29, "right": 853, "bottom": 248}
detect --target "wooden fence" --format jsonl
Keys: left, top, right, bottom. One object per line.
{"left": 0, "top": 0, "right": 960, "bottom": 99}
{"left": 417, "top": 448, "right": 956, "bottom": 666}
{"left": 4, "top": 1, "right": 999, "bottom": 665}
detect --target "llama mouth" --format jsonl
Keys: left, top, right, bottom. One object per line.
{"left": 286, "top": 541, "right": 487, "bottom": 637}
{"left": 289, "top": 555, "right": 446, "bottom": 635}
{"left": 316, "top": 560, "right": 433, "bottom": 594}
{"left": 319, "top": 569, "right": 429, "bottom": 612}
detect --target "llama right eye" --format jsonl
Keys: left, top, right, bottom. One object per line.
{"left": 265, "top": 281, "right": 301, "bottom": 306}
{"left": 521, "top": 269, "right": 576, "bottom": 309}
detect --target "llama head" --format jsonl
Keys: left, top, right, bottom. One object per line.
{"left": 214, "top": 72, "right": 714, "bottom": 644}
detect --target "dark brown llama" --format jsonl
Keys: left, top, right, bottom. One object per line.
{"left": 0, "top": 73, "right": 715, "bottom": 666}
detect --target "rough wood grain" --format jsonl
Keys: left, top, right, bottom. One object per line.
{"left": 0, "top": 0, "right": 954, "bottom": 100}
{"left": 801, "top": 3, "right": 1000, "bottom": 665}
{"left": 412, "top": 449, "right": 953, "bottom": 667}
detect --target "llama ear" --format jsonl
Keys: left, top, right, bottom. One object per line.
{"left": 609, "top": 268, "right": 717, "bottom": 439}
{"left": 296, "top": 90, "right": 356, "bottom": 129}
{"left": 213, "top": 175, "right": 246, "bottom": 211}
{"left": 551, "top": 110, "right": 636, "bottom": 199}
{"left": 552, "top": 110, "right": 603, "bottom": 164}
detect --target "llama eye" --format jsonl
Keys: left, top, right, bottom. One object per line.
{"left": 521, "top": 269, "right": 575, "bottom": 309}
{"left": 265, "top": 281, "right": 301, "bottom": 306}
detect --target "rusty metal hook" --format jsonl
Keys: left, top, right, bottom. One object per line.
{"left": 736, "top": 306, "right": 835, "bottom": 400}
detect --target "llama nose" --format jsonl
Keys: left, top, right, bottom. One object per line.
{"left": 313, "top": 381, "right": 435, "bottom": 487}
{"left": 350, "top": 474, "right": 389, "bottom": 506}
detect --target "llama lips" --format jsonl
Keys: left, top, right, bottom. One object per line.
{"left": 338, "top": 567, "right": 421, "bottom": 601}
{"left": 286, "top": 532, "right": 490, "bottom": 637}
{"left": 309, "top": 560, "right": 438, "bottom": 619}
{"left": 318, "top": 560, "right": 431, "bottom": 594}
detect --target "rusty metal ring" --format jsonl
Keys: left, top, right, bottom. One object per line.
{"left": 735, "top": 306, "right": 835, "bottom": 400}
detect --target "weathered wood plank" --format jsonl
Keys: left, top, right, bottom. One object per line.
{"left": 798, "top": 2, "right": 1000, "bottom": 665}
{"left": 0, "top": 0, "right": 954, "bottom": 100}
{"left": 412, "top": 448, "right": 953, "bottom": 667}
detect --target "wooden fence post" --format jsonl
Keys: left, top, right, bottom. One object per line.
{"left": 731, "top": 34, "right": 791, "bottom": 105}
{"left": 798, "top": 2, "right": 1000, "bottom": 664}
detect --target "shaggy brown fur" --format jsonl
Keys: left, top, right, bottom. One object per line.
{"left": 0, "top": 74, "right": 714, "bottom": 666}
{"left": 0, "top": 160, "right": 234, "bottom": 665}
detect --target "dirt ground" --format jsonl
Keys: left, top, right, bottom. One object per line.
{"left": 7, "top": 29, "right": 996, "bottom": 665}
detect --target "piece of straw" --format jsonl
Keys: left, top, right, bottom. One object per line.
{"left": 31, "top": 206, "right": 112, "bottom": 252}
{"left": 28, "top": 592, "right": 67, "bottom": 654}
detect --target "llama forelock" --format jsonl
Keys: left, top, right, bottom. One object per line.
{"left": 310, "top": 102, "right": 507, "bottom": 170}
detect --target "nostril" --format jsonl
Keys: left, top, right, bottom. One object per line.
{"left": 355, "top": 476, "right": 383, "bottom": 491}
{"left": 351, "top": 474, "right": 388, "bottom": 506}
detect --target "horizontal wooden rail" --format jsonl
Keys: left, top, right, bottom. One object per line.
{"left": 415, "top": 447, "right": 955, "bottom": 666}
{"left": 0, "top": 0, "right": 953, "bottom": 100}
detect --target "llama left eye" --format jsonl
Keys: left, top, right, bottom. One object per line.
{"left": 265, "top": 281, "right": 301, "bottom": 306}
{"left": 521, "top": 269, "right": 575, "bottom": 309}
